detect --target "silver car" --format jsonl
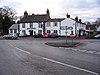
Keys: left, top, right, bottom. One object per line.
{"left": 3, "top": 34, "right": 18, "bottom": 39}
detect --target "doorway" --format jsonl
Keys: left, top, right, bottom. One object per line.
{"left": 29, "top": 30, "right": 33, "bottom": 36}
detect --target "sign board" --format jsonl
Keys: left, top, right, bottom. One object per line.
{"left": 61, "top": 26, "right": 73, "bottom": 30}
{"left": 66, "top": 26, "right": 73, "bottom": 30}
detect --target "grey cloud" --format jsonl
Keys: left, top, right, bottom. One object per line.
{"left": 61, "top": 0, "right": 100, "bottom": 9}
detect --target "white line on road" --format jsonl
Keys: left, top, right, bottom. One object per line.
{"left": 9, "top": 44, "right": 31, "bottom": 54}
{"left": 42, "top": 57, "right": 98, "bottom": 75}
{"left": 95, "top": 52, "right": 100, "bottom": 55}
{"left": 14, "top": 47, "right": 31, "bottom": 54}
{"left": 9, "top": 44, "right": 98, "bottom": 75}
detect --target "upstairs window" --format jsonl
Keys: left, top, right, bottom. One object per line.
{"left": 53, "top": 22, "right": 58, "bottom": 26}
{"left": 47, "top": 22, "right": 51, "bottom": 27}
{"left": 22, "top": 23, "right": 25, "bottom": 28}
{"left": 38, "top": 23, "right": 42, "bottom": 28}
{"left": 30, "top": 23, "right": 33, "bottom": 28}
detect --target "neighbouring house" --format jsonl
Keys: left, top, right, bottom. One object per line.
{"left": 9, "top": 9, "right": 86, "bottom": 37}
{"left": 9, "top": 24, "right": 18, "bottom": 36}
{"left": 60, "top": 14, "right": 86, "bottom": 36}
{"left": 97, "top": 25, "right": 100, "bottom": 34}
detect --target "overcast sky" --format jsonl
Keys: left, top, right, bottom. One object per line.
{"left": 0, "top": 0, "right": 100, "bottom": 22}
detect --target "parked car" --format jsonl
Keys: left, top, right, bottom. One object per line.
{"left": 19, "top": 33, "right": 28, "bottom": 37}
{"left": 34, "top": 33, "right": 43, "bottom": 38}
{"left": 94, "top": 34, "right": 100, "bottom": 39}
{"left": 50, "top": 33, "right": 58, "bottom": 38}
{"left": 43, "top": 33, "right": 50, "bottom": 38}
{"left": 3, "top": 34, "right": 18, "bottom": 39}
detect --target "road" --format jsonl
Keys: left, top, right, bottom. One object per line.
{"left": 0, "top": 38, "right": 100, "bottom": 75}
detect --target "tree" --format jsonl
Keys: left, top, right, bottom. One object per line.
{"left": 0, "top": 6, "right": 16, "bottom": 35}
{"left": 2, "top": 16, "right": 13, "bottom": 34}
{"left": 3, "top": 6, "right": 17, "bottom": 21}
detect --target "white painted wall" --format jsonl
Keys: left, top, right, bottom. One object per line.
{"left": 19, "top": 23, "right": 43, "bottom": 36}
{"left": 45, "top": 22, "right": 61, "bottom": 35}
{"left": 18, "top": 18, "right": 86, "bottom": 37}
{"left": 61, "top": 18, "right": 75, "bottom": 36}
{"left": 9, "top": 29, "right": 18, "bottom": 36}
{"left": 60, "top": 18, "right": 86, "bottom": 36}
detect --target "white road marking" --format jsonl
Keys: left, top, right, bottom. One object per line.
{"left": 59, "top": 47, "right": 64, "bottom": 49}
{"left": 95, "top": 52, "right": 100, "bottom": 55}
{"left": 42, "top": 57, "right": 98, "bottom": 75}
{"left": 78, "top": 50, "right": 87, "bottom": 52}
{"left": 71, "top": 48, "right": 78, "bottom": 51}
{"left": 14, "top": 47, "right": 31, "bottom": 54}
{"left": 9, "top": 44, "right": 99, "bottom": 75}
{"left": 9, "top": 44, "right": 31, "bottom": 54}
{"left": 86, "top": 51, "right": 96, "bottom": 54}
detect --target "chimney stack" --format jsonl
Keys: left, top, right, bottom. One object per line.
{"left": 79, "top": 19, "right": 81, "bottom": 23}
{"left": 66, "top": 13, "right": 70, "bottom": 18}
{"left": 75, "top": 16, "right": 78, "bottom": 21}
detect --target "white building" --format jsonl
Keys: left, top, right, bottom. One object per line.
{"left": 9, "top": 24, "right": 18, "bottom": 36}
{"left": 60, "top": 14, "right": 86, "bottom": 36}
{"left": 9, "top": 9, "right": 86, "bottom": 37}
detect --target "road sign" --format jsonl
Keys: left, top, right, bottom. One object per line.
{"left": 66, "top": 26, "right": 73, "bottom": 30}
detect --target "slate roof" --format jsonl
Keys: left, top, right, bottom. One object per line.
{"left": 48, "top": 18, "right": 65, "bottom": 22}
{"left": 9, "top": 24, "right": 18, "bottom": 30}
{"left": 20, "top": 14, "right": 50, "bottom": 23}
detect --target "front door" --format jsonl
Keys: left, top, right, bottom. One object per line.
{"left": 29, "top": 30, "right": 33, "bottom": 36}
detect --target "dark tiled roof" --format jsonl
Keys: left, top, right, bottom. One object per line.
{"left": 70, "top": 18, "right": 86, "bottom": 25}
{"left": 48, "top": 18, "right": 65, "bottom": 22}
{"left": 20, "top": 14, "right": 50, "bottom": 23}
{"left": 9, "top": 24, "right": 18, "bottom": 30}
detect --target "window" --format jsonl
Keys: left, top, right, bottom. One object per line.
{"left": 10, "top": 29, "right": 13, "bottom": 33}
{"left": 14, "top": 29, "right": 17, "bottom": 33}
{"left": 47, "top": 30, "right": 51, "bottom": 33}
{"left": 61, "top": 26, "right": 66, "bottom": 30}
{"left": 38, "top": 23, "right": 42, "bottom": 28}
{"left": 54, "top": 30, "right": 57, "bottom": 33}
{"left": 30, "top": 23, "right": 33, "bottom": 28}
{"left": 47, "top": 22, "right": 51, "bottom": 27}
{"left": 22, "top": 23, "right": 25, "bottom": 28}
{"left": 53, "top": 22, "right": 58, "bottom": 26}
{"left": 38, "top": 30, "right": 42, "bottom": 34}
{"left": 22, "top": 30, "right": 26, "bottom": 34}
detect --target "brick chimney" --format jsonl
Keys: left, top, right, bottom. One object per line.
{"left": 79, "top": 19, "right": 81, "bottom": 23}
{"left": 75, "top": 16, "right": 78, "bottom": 21}
{"left": 66, "top": 13, "right": 70, "bottom": 18}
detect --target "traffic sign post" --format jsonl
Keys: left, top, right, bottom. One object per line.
{"left": 65, "top": 26, "right": 73, "bottom": 43}
{"left": 70, "top": 34, "right": 75, "bottom": 45}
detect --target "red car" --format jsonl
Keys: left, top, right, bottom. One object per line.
{"left": 43, "top": 33, "right": 49, "bottom": 38}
